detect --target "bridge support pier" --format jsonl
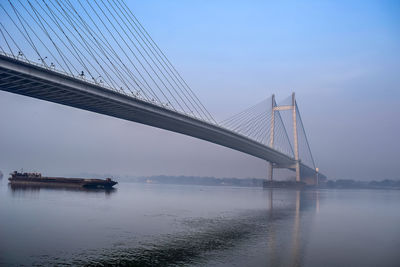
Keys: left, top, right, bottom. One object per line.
{"left": 295, "top": 161, "right": 300, "bottom": 182}
{"left": 268, "top": 162, "right": 274, "bottom": 181}
{"left": 292, "top": 93, "right": 301, "bottom": 182}
{"left": 268, "top": 95, "right": 275, "bottom": 182}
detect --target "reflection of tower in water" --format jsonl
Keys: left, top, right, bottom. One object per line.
{"left": 291, "top": 190, "right": 301, "bottom": 267}
{"left": 267, "top": 189, "right": 278, "bottom": 266}
{"left": 266, "top": 189, "right": 320, "bottom": 267}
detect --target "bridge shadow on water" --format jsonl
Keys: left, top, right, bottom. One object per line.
{"left": 36, "top": 189, "right": 319, "bottom": 267}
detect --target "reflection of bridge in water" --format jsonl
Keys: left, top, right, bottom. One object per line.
{"left": 7, "top": 180, "right": 320, "bottom": 266}
{"left": 0, "top": 0, "right": 325, "bottom": 182}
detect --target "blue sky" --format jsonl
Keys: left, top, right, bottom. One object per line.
{"left": 0, "top": 0, "right": 399, "bottom": 180}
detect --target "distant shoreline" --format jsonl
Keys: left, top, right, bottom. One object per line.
{"left": 120, "top": 175, "right": 400, "bottom": 190}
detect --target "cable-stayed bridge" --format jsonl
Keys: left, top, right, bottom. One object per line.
{"left": 0, "top": 0, "right": 325, "bottom": 182}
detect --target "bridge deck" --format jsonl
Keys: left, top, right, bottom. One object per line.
{"left": 0, "top": 54, "right": 324, "bottom": 180}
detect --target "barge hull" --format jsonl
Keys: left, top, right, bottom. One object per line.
{"left": 8, "top": 171, "right": 117, "bottom": 188}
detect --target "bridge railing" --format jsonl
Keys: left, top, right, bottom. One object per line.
{"left": 0, "top": 51, "right": 216, "bottom": 124}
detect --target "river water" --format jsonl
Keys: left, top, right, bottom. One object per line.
{"left": 0, "top": 179, "right": 399, "bottom": 266}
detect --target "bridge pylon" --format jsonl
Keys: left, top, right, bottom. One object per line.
{"left": 268, "top": 92, "right": 301, "bottom": 182}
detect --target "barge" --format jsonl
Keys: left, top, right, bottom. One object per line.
{"left": 9, "top": 171, "right": 117, "bottom": 188}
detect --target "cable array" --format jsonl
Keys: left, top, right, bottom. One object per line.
{"left": 276, "top": 97, "right": 316, "bottom": 168}
{"left": 221, "top": 94, "right": 316, "bottom": 166}
{"left": 295, "top": 102, "right": 316, "bottom": 169}
{"left": 221, "top": 97, "right": 294, "bottom": 157}
{"left": 0, "top": 0, "right": 216, "bottom": 123}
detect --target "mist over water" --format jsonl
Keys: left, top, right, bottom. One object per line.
{"left": 0, "top": 179, "right": 399, "bottom": 267}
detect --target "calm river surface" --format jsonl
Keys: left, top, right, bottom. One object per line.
{"left": 0, "top": 179, "right": 399, "bottom": 266}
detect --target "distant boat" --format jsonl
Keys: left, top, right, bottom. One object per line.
{"left": 0, "top": 170, "right": 3, "bottom": 179}
{"left": 8, "top": 171, "right": 117, "bottom": 188}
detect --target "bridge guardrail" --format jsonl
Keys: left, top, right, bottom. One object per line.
{"left": 0, "top": 51, "right": 211, "bottom": 124}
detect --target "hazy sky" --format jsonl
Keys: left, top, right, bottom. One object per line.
{"left": 0, "top": 0, "right": 399, "bottom": 180}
